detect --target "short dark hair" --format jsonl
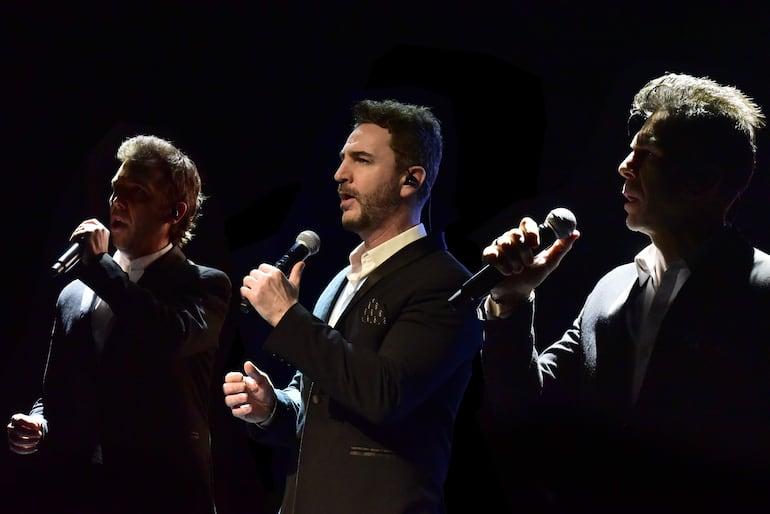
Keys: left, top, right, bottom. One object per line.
{"left": 628, "top": 72, "right": 765, "bottom": 198}
{"left": 352, "top": 99, "right": 443, "bottom": 206}
{"left": 116, "top": 135, "right": 205, "bottom": 247}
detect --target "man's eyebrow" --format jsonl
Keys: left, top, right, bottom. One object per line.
{"left": 341, "top": 149, "right": 374, "bottom": 160}
{"left": 635, "top": 130, "right": 658, "bottom": 147}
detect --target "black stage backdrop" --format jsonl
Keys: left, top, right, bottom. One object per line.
{"left": 2, "top": 3, "right": 770, "bottom": 513}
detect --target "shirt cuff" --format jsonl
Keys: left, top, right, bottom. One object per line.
{"left": 477, "top": 290, "right": 535, "bottom": 320}
{"left": 255, "top": 401, "right": 277, "bottom": 429}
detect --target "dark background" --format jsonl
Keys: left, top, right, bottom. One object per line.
{"left": 3, "top": 3, "right": 770, "bottom": 512}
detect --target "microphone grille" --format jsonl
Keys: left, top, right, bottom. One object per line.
{"left": 296, "top": 230, "right": 321, "bottom": 255}
{"left": 545, "top": 208, "right": 577, "bottom": 239}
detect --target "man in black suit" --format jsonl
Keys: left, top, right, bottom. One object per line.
{"left": 7, "top": 135, "right": 232, "bottom": 514}
{"left": 478, "top": 72, "right": 770, "bottom": 513}
{"left": 223, "top": 99, "right": 482, "bottom": 514}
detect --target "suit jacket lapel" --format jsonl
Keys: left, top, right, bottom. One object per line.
{"left": 80, "top": 283, "right": 95, "bottom": 315}
{"left": 638, "top": 228, "right": 755, "bottom": 401}
{"left": 332, "top": 233, "right": 444, "bottom": 325}
{"left": 135, "top": 246, "right": 187, "bottom": 288}
{"left": 595, "top": 271, "right": 642, "bottom": 419}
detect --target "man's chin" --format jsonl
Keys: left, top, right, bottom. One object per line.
{"left": 341, "top": 218, "right": 358, "bottom": 231}
{"left": 110, "top": 235, "right": 127, "bottom": 251}
{"left": 624, "top": 218, "right": 648, "bottom": 235}
{"left": 341, "top": 215, "right": 366, "bottom": 233}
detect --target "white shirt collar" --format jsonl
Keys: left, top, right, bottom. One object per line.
{"left": 633, "top": 243, "right": 688, "bottom": 289}
{"left": 346, "top": 224, "right": 427, "bottom": 283}
{"left": 114, "top": 243, "right": 173, "bottom": 282}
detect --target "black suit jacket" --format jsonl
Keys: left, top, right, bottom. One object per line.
{"left": 247, "top": 232, "right": 483, "bottom": 514}
{"left": 481, "top": 227, "right": 770, "bottom": 513}
{"left": 29, "top": 246, "right": 231, "bottom": 514}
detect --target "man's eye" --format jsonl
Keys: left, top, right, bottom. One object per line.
{"left": 635, "top": 149, "right": 656, "bottom": 161}
{"left": 112, "top": 186, "right": 150, "bottom": 202}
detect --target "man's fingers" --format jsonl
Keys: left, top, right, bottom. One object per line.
{"left": 230, "top": 403, "right": 253, "bottom": 419}
{"left": 7, "top": 420, "right": 42, "bottom": 455}
{"left": 222, "top": 381, "right": 247, "bottom": 396}
{"left": 8, "top": 415, "right": 42, "bottom": 433}
{"left": 8, "top": 424, "right": 40, "bottom": 437}
{"left": 520, "top": 217, "right": 540, "bottom": 244}
{"left": 8, "top": 443, "right": 39, "bottom": 455}
{"left": 224, "top": 371, "right": 245, "bottom": 383}
{"left": 223, "top": 392, "right": 250, "bottom": 409}
{"left": 8, "top": 430, "right": 40, "bottom": 445}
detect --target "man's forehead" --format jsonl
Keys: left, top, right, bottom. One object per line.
{"left": 633, "top": 116, "right": 664, "bottom": 146}
{"left": 113, "top": 162, "right": 165, "bottom": 184}
{"left": 343, "top": 124, "right": 390, "bottom": 149}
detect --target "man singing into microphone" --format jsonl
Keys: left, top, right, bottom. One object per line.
{"left": 478, "top": 72, "right": 770, "bottom": 512}
{"left": 223, "top": 99, "right": 482, "bottom": 514}
{"left": 6, "top": 135, "right": 232, "bottom": 514}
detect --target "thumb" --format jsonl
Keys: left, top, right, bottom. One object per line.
{"left": 288, "top": 260, "right": 305, "bottom": 288}
{"left": 243, "top": 360, "right": 261, "bottom": 381}
{"left": 540, "top": 231, "right": 580, "bottom": 267}
{"left": 554, "top": 230, "right": 580, "bottom": 254}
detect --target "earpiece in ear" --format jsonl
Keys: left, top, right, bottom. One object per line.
{"left": 404, "top": 173, "right": 418, "bottom": 187}
{"left": 171, "top": 206, "right": 179, "bottom": 219}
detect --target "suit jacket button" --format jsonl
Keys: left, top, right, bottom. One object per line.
{"left": 311, "top": 394, "right": 321, "bottom": 405}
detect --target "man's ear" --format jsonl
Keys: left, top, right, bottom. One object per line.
{"left": 402, "top": 166, "right": 426, "bottom": 189}
{"left": 170, "top": 202, "right": 188, "bottom": 223}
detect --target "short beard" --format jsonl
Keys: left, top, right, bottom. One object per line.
{"left": 341, "top": 181, "right": 401, "bottom": 233}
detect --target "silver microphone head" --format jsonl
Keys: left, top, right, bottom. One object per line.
{"left": 544, "top": 208, "right": 577, "bottom": 239}
{"left": 296, "top": 230, "right": 321, "bottom": 256}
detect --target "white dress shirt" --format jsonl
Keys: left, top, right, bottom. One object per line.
{"left": 627, "top": 244, "right": 691, "bottom": 403}
{"left": 327, "top": 224, "right": 427, "bottom": 327}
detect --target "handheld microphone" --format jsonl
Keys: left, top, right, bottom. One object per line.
{"left": 51, "top": 238, "right": 84, "bottom": 276}
{"left": 240, "top": 230, "right": 321, "bottom": 313}
{"left": 448, "top": 208, "right": 577, "bottom": 309}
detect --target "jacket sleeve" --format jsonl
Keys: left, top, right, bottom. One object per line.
{"left": 76, "top": 252, "right": 232, "bottom": 358}
{"left": 261, "top": 278, "right": 482, "bottom": 425}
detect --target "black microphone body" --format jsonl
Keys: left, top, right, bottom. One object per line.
{"left": 51, "top": 241, "right": 82, "bottom": 276}
{"left": 273, "top": 241, "right": 313, "bottom": 274}
{"left": 240, "top": 230, "right": 321, "bottom": 313}
{"left": 448, "top": 208, "right": 577, "bottom": 309}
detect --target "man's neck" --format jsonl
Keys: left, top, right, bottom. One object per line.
{"left": 119, "top": 241, "right": 173, "bottom": 262}
{"left": 359, "top": 212, "right": 422, "bottom": 251}
{"left": 649, "top": 223, "right": 724, "bottom": 266}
